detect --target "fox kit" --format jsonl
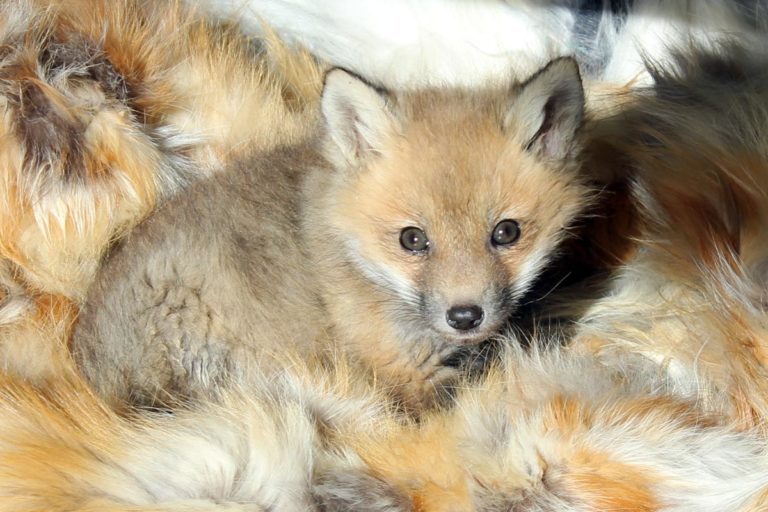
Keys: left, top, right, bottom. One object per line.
{"left": 72, "top": 57, "right": 592, "bottom": 410}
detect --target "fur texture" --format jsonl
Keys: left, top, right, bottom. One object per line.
{"left": 3, "top": 3, "right": 768, "bottom": 511}
{"left": 3, "top": 347, "right": 768, "bottom": 511}
{"left": 197, "top": 0, "right": 578, "bottom": 88}
{"left": 0, "top": 0, "right": 322, "bottom": 380}
{"left": 200, "top": 0, "right": 768, "bottom": 87}
{"left": 596, "top": 0, "right": 767, "bottom": 86}
{"left": 0, "top": 357, "right": 395, "bottom": 512}
{"left": 567, "top": 43, "right": 768, "bottom": 432}
{"left": 71, "top": 58, "right": 593, "bottom": 411}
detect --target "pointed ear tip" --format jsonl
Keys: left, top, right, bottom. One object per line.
{"left": 550, "top": 56, "right": 582, "bottom": 80}
{"left": 322, "top": 68, "right": 382, "bottom": 101}
{"left": 523, "top": 57, "right": 583, "bottom": 98}
{"left": 545, "top": 58, "right": 585, "bottom": 105}
{"left": 323, "top": 68, "right": 353, "bottom": 89}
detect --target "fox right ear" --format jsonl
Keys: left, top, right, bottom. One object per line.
{"left": 321, "top": 69, "right": 399, "bottom": 166}
{"left": 504, "top": 57, "right": 584, "bottom": 160}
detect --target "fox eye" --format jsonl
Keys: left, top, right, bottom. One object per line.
{"left": 491, "top": 219, "right": 520, "bottom": 246}
{"left": 400, "top": 227, "right": 430, "bottom": 252}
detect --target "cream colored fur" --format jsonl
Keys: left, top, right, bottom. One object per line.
{"left": 2, "top": 346, "right": 768, "bottom": 511}
{"left": 71, "top": 58, "right": 592, "bottom": 411}
{"left": 569, "top": 43, "right": 768, "bottom": 433}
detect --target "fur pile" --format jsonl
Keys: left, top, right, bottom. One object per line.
{"left": 3, "top": 348, "right": 768, "bottom": 510}
{"left": 2, "top": 0, "right": 768, "bottom": 511}
{"left": 570, "top": 44, "right": 768, "bottom": 433}
{"left": 199, "top": 0, "right": 768, "bottom": 86}
{"left": 0, "top": 0, "right": 322, "bottom": 380}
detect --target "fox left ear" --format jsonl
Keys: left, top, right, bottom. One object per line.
{"left": 504, "top": 57, "right": 584, "bottom": 160}
{"left": 321, "top": 68, "right": 399, "bottom": 166}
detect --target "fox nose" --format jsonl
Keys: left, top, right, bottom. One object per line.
{"left": 446, "top": 305, "right": 484, "bottom": 331}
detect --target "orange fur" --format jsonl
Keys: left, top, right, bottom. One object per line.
{"left": 1, "top": 5, "right": 768, "bottom": 511}
{"left": 5, "top": 347, "right": 768, "bottom": 512}
{"left": 0, "top": 0, "right": 322, "bottom": 380}
{"left": 570, "top": 45, "right": 768, "bottom": 432}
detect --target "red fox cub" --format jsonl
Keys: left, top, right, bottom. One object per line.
{"left": 72, "top": 58, "right": 593, "bottom": 410}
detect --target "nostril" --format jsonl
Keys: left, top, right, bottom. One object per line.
{"left": 446, "top": 305, "right": 484, "bottom": 331}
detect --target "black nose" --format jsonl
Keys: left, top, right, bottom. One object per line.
{"left": 446, "top": 305, "right": 484, "bottom": 331}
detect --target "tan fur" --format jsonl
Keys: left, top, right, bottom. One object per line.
{"left": 3, "top": 5, "right": 768, "bottom": 510}
{"left": 71, "top": 58, "right": 592, "bottom": 411}
{"left": 0, "top": 0, "right": 322, "bottom": 380}
{"left": 569, "top": 44, "right": 768, "bottom": 432}
{"left": 0, "top": 356, "right": 402, "bottom": 512}
{"left": 303, "top": 59, "right": 592, "bottom": 409}
{"left": 3, "top": 346, "right": 767, "bottom": 511}
{"left": 0, "top": 261, "right": 77, "bottom": 381}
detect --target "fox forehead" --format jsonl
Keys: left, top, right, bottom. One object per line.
{"left": 341, "top": 106, "right": 584, "bottom": 233}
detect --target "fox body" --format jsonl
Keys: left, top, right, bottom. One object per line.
{"left": 73, "top": 58, "right": 592, "bottom": 409}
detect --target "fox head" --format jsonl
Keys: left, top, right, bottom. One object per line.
{"left": 318, "top": 58, "right": 592, "bottom": 345}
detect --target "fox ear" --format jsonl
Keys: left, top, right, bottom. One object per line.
{"left": 504, "top": 57, "right": 584, "bottom": 160}
{"left": 321, "top": 68, "right": 399, "bottom": 165}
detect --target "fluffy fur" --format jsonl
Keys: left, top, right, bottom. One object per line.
{"left": 0, "top": 0, "right": 322, "bottom": 380}
{"left": 0, "top": 357, "right": 397, "bottom": 512}
{"left": 596, "top": 0, "right": 767, "bottom": 86}
{"left": 0, "top": 261, "right": 76, "bottom": 381}
{"left": 3, "top": 2, "right": 768, "bottom": 511}
{"left": 71, "top": 58, "right": 593, "bottom": 411}
{"left": 2, "top": 347, "right": 768, "bottom": 511}
{"left": 200, "top": 0, "right": 768, "bottom": 87}
{"left": 197, "top": 0, "right": 578, "bottom": 88}
{"left": 567, "top": 43, "right": 768, "bottom": 432}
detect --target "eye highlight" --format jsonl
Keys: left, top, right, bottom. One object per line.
{"left": 491, "top": 219, "right": 520, "bottom": 247}
{"left": 400, "top": 226, "right": 430, "bottom": 252}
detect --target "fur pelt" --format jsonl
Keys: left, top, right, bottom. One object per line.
{"left": 198, "top": 0, "right": 768, "bottom": 87}
{"left": 1, "top": 1, "right": 768, "bottom": 511}
{"left": 0, "top": 0, "right": 322, "bottom": 380}
{"left": 2, "top": 346, "right": 767, "bottom": 511}
{"left": 567, "top": 42, "right": 768, "bottom": 433}
{"left": 196, "top": 0, "right": 577, "bottom": 88}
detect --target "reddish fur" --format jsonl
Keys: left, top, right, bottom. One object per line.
{"left": 570, "top": 48, "right": 768, "bottom": 432}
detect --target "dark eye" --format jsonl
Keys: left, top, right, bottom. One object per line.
{"left": 491, "top": 219, "right": 520, "bottom": 246}
{"left": 400, "top": 226, "right": 429, "bottom": 252}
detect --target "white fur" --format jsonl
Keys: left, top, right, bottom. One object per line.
{"left": 321, "top": 68, "right": 399, "bottom": 165}
{"left": 197, "top": 0, "right": 576, "bottom": 87}
{"left": 199, "top": 0, "right": 766, "bottom": 90}
{"left": 455, "top": 345, "right": 768, "bottom": 511}
{"left": 4, "top": 347, "right": 768, "bottom": 511}
{"left": 599, "top": 0, "right": 764, "bottom": 86}
{"left": 0, "top": 363, "right": 394, "bottom": 511}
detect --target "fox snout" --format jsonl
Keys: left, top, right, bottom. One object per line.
{"left": 445, "top": 304, "right": 485, "bottom": 331}
{"left": 426, "top": 285, "right": 509, "bottom": 344}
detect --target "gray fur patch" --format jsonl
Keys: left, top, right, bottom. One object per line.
{"left": 313, "top": 468, "right": 412, "bottom": 512}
